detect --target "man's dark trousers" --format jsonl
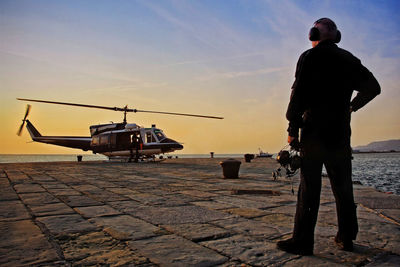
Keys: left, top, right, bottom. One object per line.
{"left": 292, "top": 129, "right": 358, "bottom": 246}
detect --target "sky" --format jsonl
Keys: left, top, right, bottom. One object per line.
{"left": 1, "top": 0, "right": 399, "bottom": 154}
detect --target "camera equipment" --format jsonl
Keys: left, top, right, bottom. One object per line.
{"left": 272, "top": 140, "right": 302, "bottom": 194}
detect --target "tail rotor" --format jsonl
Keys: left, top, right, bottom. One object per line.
{"left": 17, "top": 104, "right": 31, "bottom": 136}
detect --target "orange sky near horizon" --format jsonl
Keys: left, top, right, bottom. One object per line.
{"left": 1, "top": 1, "right": 399, "bottom": 155}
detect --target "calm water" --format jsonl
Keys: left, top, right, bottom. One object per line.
{"left": 352, "top": 152, "right": 400, "bottom": 195}
{"left": 1, "top": 153, "right": 399, "bottom": 195}
{"left": 0, "top": 154, "right": 108, "bottom": 163}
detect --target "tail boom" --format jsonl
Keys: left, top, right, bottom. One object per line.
{"left": 25, "top": 120, "right": 92, "bottom": 151}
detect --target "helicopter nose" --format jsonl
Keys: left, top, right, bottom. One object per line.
{"left": 174, "top": 142, "right": 183, "bottom": 150}
{"left": 160, "top": 138, "right": 183, "bottom": 150}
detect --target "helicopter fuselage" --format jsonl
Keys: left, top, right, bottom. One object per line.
{"left": 25, "top": 120, "right": 183, "bottom": 160}
{"left": 90, "top": 123, "right": 183, "bottom": 158}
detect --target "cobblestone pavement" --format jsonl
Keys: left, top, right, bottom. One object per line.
{"left": 0, "top": 158, "right": 399, "bottom": 266}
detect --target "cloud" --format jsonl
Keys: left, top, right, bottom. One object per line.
{"left": 157, "top": 52, "right": 268, "bottom": 69}
{"left": 139, "top": 0, "right": 264, "bottom": 54}
{"left": 197, "top": 66, "right": 288, "bottom": 81}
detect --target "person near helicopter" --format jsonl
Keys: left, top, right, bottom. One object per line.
{"left": 277, "top": 18, "right": 380, "bottom": 255}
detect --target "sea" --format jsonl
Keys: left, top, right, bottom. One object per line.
{"left": 0, "top": 152, "right": 399, "bottom": 195}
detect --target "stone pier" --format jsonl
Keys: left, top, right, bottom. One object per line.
{"left": 0, "top": 158, "right": 399, "bottom": 266}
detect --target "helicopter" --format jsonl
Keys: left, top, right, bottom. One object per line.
{"left": 17, "top": 98, "right": 223, "bottom": 162}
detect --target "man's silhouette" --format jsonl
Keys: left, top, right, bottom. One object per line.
{"left": 277, "top": 18, "right": 380, "bottom": 255}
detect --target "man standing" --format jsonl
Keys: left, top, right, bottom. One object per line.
{"left": 277, "top": 18, "right": 380, "bottom": 255}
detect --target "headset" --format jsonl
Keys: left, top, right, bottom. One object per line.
{"left": 309, "top": 18, "right": 341, "bottom": 43}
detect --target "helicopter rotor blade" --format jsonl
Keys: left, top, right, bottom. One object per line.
{"left": 17, "top": 104, "right": 31, "bottom": 136}
{"left": 17, "top": 123, "right": 25, "bottom": 136}
{"left": 17, "top": 98, "right": 223, "bottom": 119}
{"left": 135, "top": 109, "right": 224, "bottom": 119}
{"left": 23, "top": 104, "right": 31, "bottom": 121}
{"left": 17, "top": 98, "right": 130, "bottom": 112}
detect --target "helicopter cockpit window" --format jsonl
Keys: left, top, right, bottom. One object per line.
{"left": 153, "top": 129, "right": 166, "bottom": 141}
{"left": 146, "top": 131, "right": 155, "bottom": 143}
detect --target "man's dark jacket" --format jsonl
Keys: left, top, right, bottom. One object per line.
{"left": 286, "top": 40, "right": 381, "bottom": 148}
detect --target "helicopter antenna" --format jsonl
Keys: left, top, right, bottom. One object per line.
{"left": 17, "top": 98, "right": 224, "bottom": 121}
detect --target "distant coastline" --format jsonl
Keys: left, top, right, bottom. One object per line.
{"left": 352, "top": 150, "right": 400, "bottom": 154}
{"left": 353, "top": 139, "right": 400, "bottom": 153}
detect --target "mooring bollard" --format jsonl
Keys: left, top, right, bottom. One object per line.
{"left": 220, "top": 158, "right": 241, "bottom": 178}
{"left": 244, "top": 153, "right": 254, "bottom": 163}
{"left": 77, "top": 155, "right": 82, "bottom": 162}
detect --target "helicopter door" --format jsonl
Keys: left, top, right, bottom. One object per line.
{"left": 99, "top": 134, "right": 111, "bottom": 151}
{"left": 110, "top": 133, "right": 117, "bottom": 150}
{"left": 130, "top": 131, "right": 141, "bottom": 148}
{"left": 115, "top": 132, "right": 130, "bottom": 150}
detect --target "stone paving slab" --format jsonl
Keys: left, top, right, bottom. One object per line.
{"left": 89, "top": 215, "right": 162, "bottom": 241}
{"left": 255, "top": 213, "right": 295, "bottom": 232}
{"left": 223, "top": 207, "right": 269, "bottom": 218}
{"left": 0, "top": 187, "right": 19, "bottom": 201}
{"left": 1, "top": 158, "right": 399, "bottom": 266}
{"left": 4, "top": 171, "right": 30, "bottom": 183}
{"left": 29, "top": 202, "right": 75, "bottom": 217}
{"left": 162, "top": 223, "right": 230, "bottom": 242}
{"left": 129, "top": 234, "right": 228, "bottom": 267}
{"left": 58, "top": 194, "right": 102, "bottom": 207}
{"left": 86, "top": 190, "right": 130, "bottom": 202}
{"left": 30, "top": 174, "right": 55, "bottom": 182}
{"left": 0, "top": 200, "right": 31, "bottom": 221}
{"left": 47, "top": 188, "right": 82, "bottom": 196}
{"left": 0, "top": 220, "right": 61, "bottom": 266}
{"left": 106, "top": 187, "right": 138, "bottom": 195}
{"left": 37, "top": 214, "right": 98, "bottom": 236}
{"left": 0, "top": 177, "right": 10, "bottom": 186}
{"left": 213, "top": 195, "right": 276, "bottom": 209}
{"left": 131, "top": 204, "right": 233, "bottom": 225}
{"left": 59, "top": 231, "right": 150, "bottom": 266}
{"left": 107, "top": 199, "right": 145, "bottom": 213}
{"left": 365, "top": 253, "right": 400, "bottom": 266}
{"left": 357, "top": 194, "right": 400, "bottom": 209}
{"left": 212, "top": 217, "right": 283, "bottom": 240}
{"left": 40, "top": 182, "right": 71, "bottom": 189}
{"left": 74, "top": 205, "right": 122, "bottom": 218}
{"left": 14, "top": 183, "right": 46, "bottom": 193}
{"left": 19, "top": 192, "right": 61, "bottom": 206}
{"left": 179, "top": 189, "right": 218, "bottom": 198}
{"left": 191, "top": 200, "right": 238, "bottom": 210}
{"left": 200, "top": 234, "right": 297, "bottom": 266}
{"left": 377, "top": 209, "right": 400, "bottom": 223}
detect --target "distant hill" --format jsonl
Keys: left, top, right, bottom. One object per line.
{"left": 353, "top": 139, "right": 400, "bottom": 152}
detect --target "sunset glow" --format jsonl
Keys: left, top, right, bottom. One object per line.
{"left": 1, "top": 0, "right": 399, "bottom": 154}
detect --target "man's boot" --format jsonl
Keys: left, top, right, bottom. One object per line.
{"left": 334, "top": 234, "right": 353, "bottom": 252}
{"left": 277, "top": 238, "right": 313, "bottom": 255}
